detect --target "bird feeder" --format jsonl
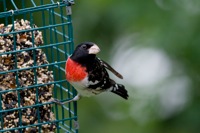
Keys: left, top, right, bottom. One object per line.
{"left": 0, "top": 0, "right": 78, "bottom": 132}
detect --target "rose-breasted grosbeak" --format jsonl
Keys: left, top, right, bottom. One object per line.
{"left": 54, "top": 42, "right": 128, "bottom": 104}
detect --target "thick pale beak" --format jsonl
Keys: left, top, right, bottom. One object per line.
{"left": 89, "top": 44, "right": 100, "bottom": 54}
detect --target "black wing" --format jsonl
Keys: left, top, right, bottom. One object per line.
{"left": 98, "top": 58, "right": 123, "bottom": 79}
{"left": 86, "top": 58, "right": 128, "bottom": 99}
{"left": 86, "top": 58, "right": 113, "bottom": 90}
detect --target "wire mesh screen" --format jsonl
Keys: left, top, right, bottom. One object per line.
{"left": 0, "top": 0, "right": 78, "bottom": 132}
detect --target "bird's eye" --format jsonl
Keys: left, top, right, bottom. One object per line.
{"left": 82, "top": 45, "right": 87, "bottom": 49}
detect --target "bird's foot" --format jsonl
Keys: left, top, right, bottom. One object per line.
{"left": 51, "top": 98, "right": 64, "bottom": 105}
{"left": 52, "top": 95, "right": 81, "bottom": 105}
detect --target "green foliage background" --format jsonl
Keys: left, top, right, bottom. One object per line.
{"left": 72, "top": 0, "right": 200, "bottom": 133}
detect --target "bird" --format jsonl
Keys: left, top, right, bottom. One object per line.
{"left": 53, "top": 42, "right": 128, "bottom": 105}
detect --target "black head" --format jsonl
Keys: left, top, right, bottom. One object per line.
{"left": 70, "top": 42, "right": 100, "bottom": 64}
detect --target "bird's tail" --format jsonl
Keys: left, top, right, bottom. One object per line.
{"left": 110, "top": 83, "right": 129, "bottom": 100}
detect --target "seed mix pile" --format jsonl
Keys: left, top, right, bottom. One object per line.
{"left": 0, "top": 19, "right": 56, "bottom": 133}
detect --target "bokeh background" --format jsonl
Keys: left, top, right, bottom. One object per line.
{"left": 1, "top": 0, "right": 200, "bottom": 133}
{"left": 72, "top": 0, "right": 200, "bottom": 133}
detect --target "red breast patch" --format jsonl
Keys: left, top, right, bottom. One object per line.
{"left": 65, "top": 58, "right": 88, "bottom": 82}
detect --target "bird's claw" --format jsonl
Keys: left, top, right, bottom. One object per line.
{"left": 74, "top": 120, "right": 79, "bottom": 129}
{"left": 52, "top": 98, "right": 64, "bottom": 105}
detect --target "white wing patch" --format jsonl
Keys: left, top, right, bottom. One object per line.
{"left": 88, "top": 80, "right": 99, "bottom": 85}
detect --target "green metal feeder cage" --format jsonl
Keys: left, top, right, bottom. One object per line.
{"left": 0, "top": 0, "right": 77, "bottom": 132}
